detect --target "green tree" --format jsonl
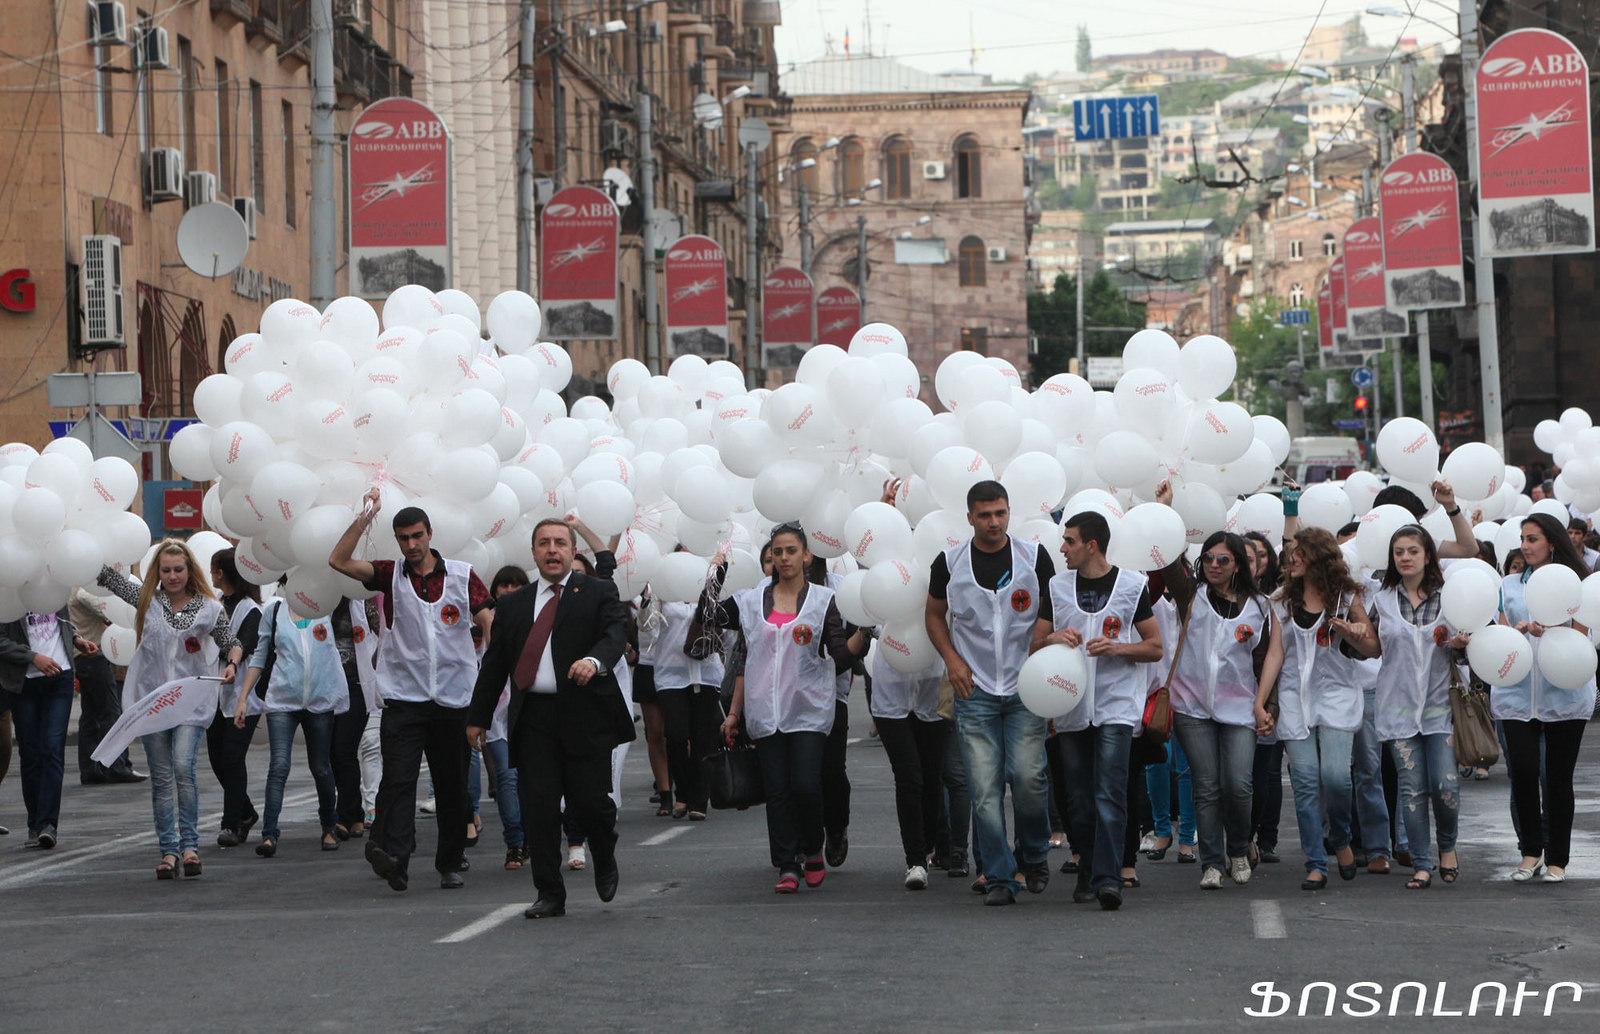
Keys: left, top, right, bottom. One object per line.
{"left": 1075, "top": 25, "right": 1092, "bottom": 73}
{"left": 1028, "top": 270, "right": 1147, "bottom": 383}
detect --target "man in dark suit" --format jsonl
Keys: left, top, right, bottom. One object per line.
{"left": 469, "top": 518, "right": 633, "bottom": 919}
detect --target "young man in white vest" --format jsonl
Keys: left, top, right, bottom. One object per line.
{"left": 925, "top": 480, "right": 1056, "bottom": 906}
{"left": 330, "top": 488, "right": 492, "bottom": 892}
{"left": 1033, "top": 510, "right": 1164, "bottom": 911}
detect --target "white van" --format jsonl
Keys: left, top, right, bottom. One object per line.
{"left": 1282, "top": 436, "right": 1364, "bottom": 487}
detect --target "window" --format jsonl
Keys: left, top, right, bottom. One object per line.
{"left": 178, "top": 37, "right": 196, "bottom": 164}
{"left": 1290, "top": 283, "right": 1305, "bottom": 307}
{"left": 958, "top": 235, "right": 987, "bottom": 287}
{"left": 1322, "top": 233, "right": 1337, "bottom": 257}
{"left": 249, "top": 81, "right": 264, "bottom": 213}
{"left": 882, "top": 135, "right": 912, "bottom": 199}
{"left": 88, "top": 4, "right": 111, "bottom": 135}
{"left": 216, "top": 59, "right": 232, "bottom": 195}
{"left": 790, "top": 138, "right": 817, "bottom": 203}
{"left": 1289, "top": 239, "right": 1303, "bottom": 260}
{"left": 282, "top": 101, "right": 296, "bottom": 226}
{"left": 836, "top": 136, "right": 864, "bottom": 198}
{"left": 953, "top": 134, "right": 982, "bottom": 199}
{"left": 960, "top": 326, "right": 988, "bottom": 355}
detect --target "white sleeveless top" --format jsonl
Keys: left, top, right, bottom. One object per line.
{"left": 942, "top": 537, "right": 1042, "bottom": 699}
{"left": 1048, "top": 567, "right": 1149, "bottom": 730}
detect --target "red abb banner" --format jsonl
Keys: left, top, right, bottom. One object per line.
{"left": 1343, "top": 217, "right": 1406, "bottom": 339}
{"left": 761, "top": 265, "right": 813, "bottom": 368}
{"left": 1379, "top": 152, "right": 1465, "bottom": 311}
{"left": 1474, "top": 28, "right": 1594, "bottom": 257}
{"left": 815, "top": 286, "right": 861, "bottom": 347}
{"left": 348, "top": 97, "right": 451, "bottom": 297}
{"left": 1329, "top": 258, "right": 1349, "bottom": 348}
{"left": 663, "top": 234, "right": 729, "bottom": 359}
{"left": 540, "top": 185, "right": 619, "bottom": 341}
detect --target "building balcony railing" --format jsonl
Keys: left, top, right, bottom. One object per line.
{"left": 246, "top": 0, "right": 284, "bottom": 49}
{"left": 211, "top": 0, "right": 251, "bottom": 30}
{"left": 278, "top": 0, "right": 309, "bottom": 67}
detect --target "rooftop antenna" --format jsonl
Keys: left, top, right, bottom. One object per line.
{"left": 969, "top": 14, "right": 976, "bottom": 72}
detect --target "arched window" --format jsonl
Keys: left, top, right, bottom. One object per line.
{"left": 882, "top": 135, "right": 912, "bottom": 199}
{"left": 1321, "top": 233, "right": 1337, "bottom": 257}
{"left": 790, "top": 137, "right": 817, "bottom": 203}
{"left": 953, "top": 134, "right": 982, "bottom": 199}
{"left": 836, "top": 136, "right": 864, "bottom": 198}
{"left": 1289, "top": 283, "right": 1305, "bottom": 307}
{"left": 958, "top": 235, "right": 987, "bottom": 287}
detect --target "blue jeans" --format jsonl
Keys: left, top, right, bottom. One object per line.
{"left": 1391, "top": 733, "right": 1459, "bottom": 874}
{"left": 143, "top": 724, "right": 205, "bottom": 855}
{"left": 263, "top": 710, "right": 337, "bottom": 841}
{"left": 954, "top": 689, "right": 1050, "bottom": 892}
{"left": 1282, "top": 728, "right": 1356, "bottom": 875}
{"left": 1057, "top": 724, "right": 1134, "bottom": 893}
{"left": 1172, "top": 714, "right": 1256, "bottom": 871}
{"left": 8, "top": 673, "right": 74, "bottom": 833}
{"left": 466, "top": 745, "right": 483, "bottom": 817}
{"left": 483, "top": 739, "right": 524, "bottom": 850}
{"left": 1351, "top": 686, "right": 1392, "bottom": 860}
{"left": 1147, "top": 735, "right": 1197, "bottom": 846}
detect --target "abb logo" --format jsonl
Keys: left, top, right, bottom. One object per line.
{"left": 352, "top": 119, "right": 446, "bottom": 140}
{"left": 668, "top": 247, "right": 721, "bottom": 262}
{"left": 547, "top": 202, "right": 613, "bottom": 218}
{"left": 1481, "top": 53, "right": 1584, "bottom": 78}
{"left": 1345, "top": 230, "right": 1371, "bottom": 244}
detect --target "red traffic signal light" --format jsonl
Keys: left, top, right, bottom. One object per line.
{"left": 1353, "top": 394, "right": 1369, "bottom": 412}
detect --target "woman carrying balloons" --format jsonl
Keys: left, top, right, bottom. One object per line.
{"left": 1361, "top": 525, "right": 1469, "bottom": 889}
{"left": 208, "top": 549, "right": 263, "bottom": 849}
{"left": 704, "top": 524, "right": 869, "bottom": 893}
{"left": 1255, "top": 528, "right": 1375, "bottom": 890}
{"left": 99, "top": 541, "right": 245, "bottom": 879}
{"left": 1488, "top": 513, "right": 1595, "bottom": 883}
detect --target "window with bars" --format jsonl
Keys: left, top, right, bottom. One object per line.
{"left": 960, "top": 326, "right": 988, "bottom": 355}
{"left": 1322, "top": 233, "right": 1337, "bottom": 257}
{"left": 1289, "top": 239, "right": 1303, "bottom": 260}
{"left": 883, "top": 136, "right": 912, "bottom": 199}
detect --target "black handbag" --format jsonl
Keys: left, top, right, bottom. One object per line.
{"left": 701, "top": 702, "right": 764, "bottom": 811}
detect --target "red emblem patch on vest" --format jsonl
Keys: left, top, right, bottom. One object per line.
{"left": 1102, "top": 615, "right": 1123, "bottom": 640}
{"left": 440, "top": 604, "right": 461, "bottom": 626}
{"left": 1433, "top": 625, "right": 1449, "bottom": 647}
{"left": 183, "top": 636, "right": 201, "bottom": 654}
{"left": 352, "top": 627, "right": 366, "bottom": 644}
{"left": 312, "top": 624, "right": 329, "bottom": 642}
{"left": 1316, "top": 622, "right": 1333, "bottom": 648}
{"left": 1010, "top": 588, "right": 1032, "bottom": 613}
{"left": 1234, "top": 624, "right": 1255, "bottom": 643}
{"left": 791, "top": 624, "right": 814, "bottom": 646}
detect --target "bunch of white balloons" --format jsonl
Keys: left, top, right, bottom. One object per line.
{"left": 0, "top": 439, "right": 151, "bottom": 621}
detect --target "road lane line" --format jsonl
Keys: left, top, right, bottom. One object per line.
{"left": 1251, "top": 900, "right": 1287, "bottom": 939}
{"left": 435, "top": 903, "right": 526, "bottom": 944}
{"left": 640, "top": 826, "right": 691, "bottom": 847}
{"left": 847, "top": 738, "right": 862, "bottom": 745}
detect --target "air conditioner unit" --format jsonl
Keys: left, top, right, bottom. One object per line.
{"left": 146, "top": 147, "right": 184, "bottom": 201}
{"left": 81, "top": 235, "right": 125, "bottom": 348}
{"left": 92, "top": 1, "right": 129, "bottom": 46}
{"left": 987, "top": 246, "right": 1008, "bottom": 262}
{"left": 233, "top": 195, "right": 258, "bottom": 239}
{"left": 600, "top": 119, "right": 633, "bottom": 157}
{"left": 185, "top": 170, "right": 217, "bottom": 208}
{"left": 138, "top": 25, "right": 171, "bottom": 70}
{"left": 921, "top": 160, "right": 947, "bottom": 180}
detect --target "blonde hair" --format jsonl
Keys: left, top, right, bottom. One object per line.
{"left": 135, "top": 539, "right": 215, "bottom": 639}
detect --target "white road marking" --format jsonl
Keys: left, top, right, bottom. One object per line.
{"left": 847, "top": 738, "right": 863, "bottom": 745}
{"left": 434, "top": 903, "right": 526, "bottom": 944}
{"left": 640, "top": 826, "right": 691, "bottom": 847}
{"left": 0, "top": 789, "right": 319, "bottom": 891}
{"left": 1251, "top": 899, "right": 1287, "bottom": 939}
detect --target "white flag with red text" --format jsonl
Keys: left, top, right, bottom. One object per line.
{"left": 91, "top": 675, "right": 221, "bottom": 767}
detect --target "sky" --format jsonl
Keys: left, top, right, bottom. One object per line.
{"left": 773, "top": 1, "right": 1461, "bottom": 79}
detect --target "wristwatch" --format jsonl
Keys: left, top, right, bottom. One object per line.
{"left": 1445, "top": 506, "right": 1461, "bottom": 517}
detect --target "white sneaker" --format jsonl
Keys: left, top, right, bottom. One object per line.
{"left": 419, "top": 797, "right": 437, "bottom": 815}
{"left": 1138, "top": 832, "right": 1158, "bottom": 853}
{"left": 904, "top": 865, "right": 929, "bottom": 890}
{"left": 566, "top": 843, "right": 587, "bottom": 870}
{"left": 1200, "top": 867, "right": 1223, "bottom": 890}
{"left": 1229, "top": 856, "right": 1252, "bottom": 885}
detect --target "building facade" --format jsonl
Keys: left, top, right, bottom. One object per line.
{"left": 1028, "top": 210, "right": 1101, "bottom": 290}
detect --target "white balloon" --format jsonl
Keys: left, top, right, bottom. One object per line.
{"left": 44, "top": 529, "right": 103, "bottom": 586}
{"left": 878, "top": 619, "right": 941, "bottom": 675}
{"left": 861, "top": 559, "right": 929, "bottom": 622}
{"left": 1229, "top": 493, "right": 1285, "bottom": 544}
{"left": 224, "top": 332, "right": 277, "bottom": 378}
{"left": 101, "top": 624, "right": 137, "bottom": 666}
{"left": 433, "top": 446, "right": 500, "bottom": 502}
{"left": 1062, "top": 488, "right": 1126, "bottom": 528}
{"left": 13, "top": 487, "right": 65, "bottom": 543}
{"left": 239, "top": 371, "right": 300, "bottom": 438}
{"left": 795, "top": 343, "right": 848, "bottom": 388}
{"left": 250, "top": 461, "right": 321, "bottom": 526}
{"left": 925, "top": 447, "right": 996, "bottom": 514}
{"left": 0, "top": 536, "right": 41, "bottom": 587}
{"left": 1525, "top": 563, "right": 1583, "bottom": 626}
{"left": 907, "top": 417, "right": 965, "bottom": 480}
{"left": 1439, "top": 442, "right": 1504, "bottom": 503}
{"left": 100, "top": 510, "right": 152, "bottom": 565}
{"left": 1178, "top": 335, "right": 1236, "bottom": 399}
{"left": 671, "top": 465, "right": 734, "bottom": 525}
{"left": 1113, "top": 367, "right": 1177, "bottom": 431}
{"left": 1109, "top": 503, "right": 1187, "bottom": 572}
{"left": 612, "top": 530, "right": 662, "bottom": 599}
{"left": 964, "top": 400, "right": 1022, "bottom": 467}
{"left": 25, "top": 453, "right": 81, "bottom": 505}
{"left": 843, "top": 502, "right": 913, "bottom": 567}
{"left": 209, "top": 420, "right": 275, "bottom": 480}
{"left": 1033, "top": 374, "right": 1096, "bottom": 444}
{"left": 1352, "top": 504, "right": 1415, "bottom": 571}
{"left": 1536, "top": 626, "right": 1597, "bottom": 689}
{"left": 654, "top": 552, "right": 711, "bottom": 604}
{"left": 848, "top": 322, "right": 908, "bottom": 358}
{"left": 1184, "top": 401, "right": 1254, "bottom": 465}
{"left": 1002, "top": 451, "right": 1068, "bottom": 520}
{"left": 1093, "top": 431, "right": 1163, "bottom": 496}
{"left": 1342, "top": 470, "right": 1384, "bottom": 517}
{"left": 753, "top": 460, "right": 825, "bottom": 522}
{"left": 1169, "top": 481, "right": 1227, "bottom": 543}
{"left": 1017, "top": 644, "right": 1091, "bottom": 719}
{"left": 1375, "top": 417, "right": 1439, "bottom": 483}
{"left": 1251, "top": 415, "right": 1292, "bottom": 467}
{"left": 1299, "top": 482, "right": 1355, "bottom": 533}
{"left": 1466, "top": 624, "right": 1533, "bottom": 687}
{"left": 381, "top": 284, "right": 443, "bottom": 332}
{"left": 86, "top": 456, "right": 139, "bottom": 510}
{"left": 194, "top": 373, "right": 244, "bottom": 426}
{"left": 1441, "top": 566, "right": 1499, "bottom": 629}
{"left": 289, "top": 504, "right": 357, "bottom": 568}
{"left": 762, "top": 383, "right": 835, "bottom": 447}
{"left": 1123, "top": 328, "right": 1181, "bottom": 379}
{"left": 826, "top": 357, "right": 887, "bottom": 424}
{"left": 870, "top": 353, "right": 920, "bottom": 400}
{"left": 933, "top": 350, "right": 986, "bottom": 410}
{"left": 1215, "top": 439, "right": 1275, "bottom": 498}
{"left": 485, "top": 291, "right": 541, "bottom": 354}
{"left": 261, "top": 298, "right": 324, "bottom": 352}
{"left": 947, "top": 363, "right": 1009, "bottom": 415}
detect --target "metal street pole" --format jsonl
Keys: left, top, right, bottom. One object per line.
{"left": 1285, "top": 326, "right": 1307, "bottom": 438}
{"left": 1401, "top": 54, "right": 1436, "bottom": 431}
{"left": 856, "top": 213, "right": 868, "bottom": 321}
{"left": 551, "top": 0, "right": 565, "bottom": 189}
{"left": 1460, "top": 0, "right": 1504, "bottom": 455}
{"left": 515, "top": 0, "right": 535, "bottom": 292}
{"left": 635, "top": 8, "right": 660, "bottom": 373}
{"left": 1374, "top": 117, "right": 1405, "bottom": 421}
{"left": 798, "top": 189, "right": 813, "bottom": 274}
{"left": 1075, "top": 253, "right": 1085, "bottom": 371}
{"left": 309, "top": 0, "right": 336, "bottom": 306}
{"left": 745, "top": 146, "right": 760, "bottom": 388}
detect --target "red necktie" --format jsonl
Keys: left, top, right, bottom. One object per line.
{"left": 513, "top": 583, "right": 561, "bottom": 692}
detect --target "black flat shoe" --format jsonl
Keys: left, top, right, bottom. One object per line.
{"left": 1121, "top": 873, "right": 1140, "bottom": 888}
{"left": 983, "top": 884, "right": 1015, "bottom": 906}
{"left": 525, "top": 896, "right": 566, "bottom": 918}
{"left": 1097, "top": 887, "right": 1122, "bottom": 910}
{"left": 1338, "top": 862, "right": 1358, "bottom": 881}
{"left": 1177, "top": 849, "right": 1198, "bottom": 864}
{"left": 825, "top": 830, "right": 848, "bottom": 868}
{"left": 321, "top": 835, "right": 340, "bottom": 852}
{"left": 440, "top": 871, "right": 465, "bottom": 889}
{"left": 1406, "top": 872, "right": 1432, "bottom": 890}
{"left": 1259, "top": 849, "right": 1281, "bottom": 864}
{"left": 1023, "top": 865, "right": 1049, "bottom": 894}
{"left": 594, "top": 856, "right": 619, "bottom": 902}
{"left": 1072, "top": 869, "right": 1095, "bottom": 904}
{"left": 255, "top": 838, "right": 277, "bottom": 858}
{"left": 1439, "top": 866, "right": 1459, "bottom": 884}
{"left": 1301, "top": 875, "right": 1327, "bottom": 890}
{"left": 367, "top": 846, "right": 409, "bottom": 892}
{"left": 1145, "top": 837, "right": 1173, "bottom": 861}
{"left": 1060, "top": 856, "right": 1080, "bottom": 874}
{"left": 332, "top": 823, "right": 352, "bottom": 842}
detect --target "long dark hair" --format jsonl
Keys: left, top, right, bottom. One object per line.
{"left": 1521, "top": 513, "right": 1590, "bottom": 579}
{"left": 1380, "top": 524, "right": 1445, "bottom": 596}
{"left": 211, "top": 548, "right": 261, "bottom": 605}
{"left": 1280, "top": 527, "right": 1361, "bottom": 609}
{"left": 1199, "top": 531, "right": 1259, "bottom": 602}
{"left": 1243, "top": 531, "right": 1282, "bottom": 593}
{"left": 765, "top": 522, "right": 825, "bottom": 585}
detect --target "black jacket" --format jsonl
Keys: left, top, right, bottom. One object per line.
{"left": 469, "top": 572, "right": 634, "bottom": 761}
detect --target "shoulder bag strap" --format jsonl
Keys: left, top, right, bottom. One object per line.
{"left": 1160, "top": 604, "right": 1194, "bottom": 692}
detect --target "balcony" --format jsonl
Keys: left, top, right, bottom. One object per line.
{"left": 246, "top": 0, "right": 284, "bottom": 51}
{"left": 211, "top": 0, "right": 251, "bottom": 31}
{"left": 278, "top": 0, "right": 309, "bottom": 68}
{"left": 742, "top": 0, "right": 782, "bottom": 25}
{"left": 334, "top": 26, "right": 372, "bottom": 105}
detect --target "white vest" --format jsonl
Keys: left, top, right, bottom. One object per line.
{"left": 376, "top": 558, "right": 478, "bottom": 709}
{"left": 824, "top": 572, "right": 854, "bottom": 702}
{"left": 651, "top": 600, "right": 726, "bottom": 692}
{"left": 868, "top": 648, "right": 943, "bottom": 722}
{"left": 1272, "top": 595, "right": 1366, "bottom": 740}
{"left": 255, "top": 601, "right": 349, "bottom": 715}
{"left": 1169, "top": 589, "right": 1266, "bottom": 728}
{"left": 1495, "top": 573, "right": 1597, "bottom": 722}
{"left": 1372, "top": 585, "right": 1454, "bottom": 740}
{"left": 219, "top": 597, "right": 263, "bottom": 718}
{"left": 348, "top": 600, "right": 381, "bottom": 712}
{"left": 943, "top": 537, "right": 1042, "bottom": 699}
{"left": 123, "top": 596, "right": 224, "bottom": 713}
{"left": 735, "top": 584, "right": 838, "bottom": 739}
{"left": 1048, "top": 567, "right": 1148, "bottom": 730}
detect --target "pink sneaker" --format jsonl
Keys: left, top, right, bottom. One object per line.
{"left": 803, "top": 854, "right": 826, "bottom": 888}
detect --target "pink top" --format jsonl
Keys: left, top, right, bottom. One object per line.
{"left": 766, "top": 611, "right": 797, "bottom": 627}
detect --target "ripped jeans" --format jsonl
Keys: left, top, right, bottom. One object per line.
{"left": 1390, "top": 732, "right": 1459, "bottom": 874}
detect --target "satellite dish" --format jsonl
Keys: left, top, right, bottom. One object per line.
{"left": 692, "top": 92, "right": 723, "bottom": 131}
{"left": 649, "top": 209, "right": 684, "bottom": 250}
{"left": 737, "top": 117, "right": 771, "bottom": 152}
{"left": 603, "top": 167, "right": 634, "bottom": 208}
{"left": 177, "top": 202, "right": 249, "bottom": 278}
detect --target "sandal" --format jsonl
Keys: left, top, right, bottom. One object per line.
{"left": 687, "top": 810, "right": 707, "bottom": 821}
{"left": 774, "top": 873, "right": 800, "bottom": 894}
{"left": 156, "top": 854, "right": 178, "bottom": 880}
{"left": 505, "top": 848, "right": 525, "bottom": 871}
{"left": 656, "top": 799, "right": 673, "bottom": 818}
{"left": 1121, "top": 872, "right": 1140, "bottom": 888}
{"left": 1439, "top": 852, "right": 1458, "bottom": 884}
{"left": 671, "top": 804, "right": 689, "bottom": 820}
{"left": 1177, "top": 847, "right": 1198, "bottom": 864}
{"left": 1146, "top": 836, "right": 1173, "bottom": 861}
{"left": 1406, "top": 871, "right": 1432, "bottom": 890}
{"left": 181, "top": 852, "right": 202, "bottom": 878}
{"left": 347, "top": 821, "right": 365, "bottom": 839}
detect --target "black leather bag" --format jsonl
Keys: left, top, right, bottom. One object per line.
{"left": 701, "top": 735, "right": 765, "bottom": 811}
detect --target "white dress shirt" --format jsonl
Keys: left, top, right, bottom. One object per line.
{"left": 528, "top": 572, "right": 605, "bottom": 694}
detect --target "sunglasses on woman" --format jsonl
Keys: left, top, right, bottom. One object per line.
{"left": 1201, "top": 553, "right": 1235, "bottom": 566}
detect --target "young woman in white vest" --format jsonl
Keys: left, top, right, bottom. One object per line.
{"left": 1033, "top": 509, "right": 1166, "bottom": 911}
{"left": 1253, "top": 527, "right": 1373, "bottom": 890}
{"left": 651, "top": 548, "right": 726, "bottom": 822}
{"left": 707, "top": 524, "right": 869, "bottom": 893}
{"left": 208, "top": 549, "right": 264, "bottom": 850}
{"left": 1164, "top": 529, "right": 1276, "bottom": 891}
{"left": 1354, "top": 525, "right": 1470, "bottom": 889}
{"left": 1489, "top": 512, "right": 1595, "bottom": 883}
{"left": 232, "top": 583, "right": 349, "bottom": 856}
{"left": 99, "top": 540, "right": 244, "bottom": 879}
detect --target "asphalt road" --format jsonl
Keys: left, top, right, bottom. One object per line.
{"left": 4, "top": 707, "right": 1600, "bottom": 1032}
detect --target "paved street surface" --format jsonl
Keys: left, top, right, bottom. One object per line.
{"left": 5, "top": 708, "right": 1600, "bottom": 1032}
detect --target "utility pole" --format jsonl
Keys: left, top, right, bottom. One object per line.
{"left": 551, "top": 0, "right": 565, "bottom": 189}
{"left": 1400, "top": 53, "right": 1435, "bottom": 432}
{"left": 1376, "top": 112, "right": 1403, "bottom": 421}
{"left": 1459, "top": 0, "right": 1504, "bottom": 455}
{"left": 635, "top": 7, "right": 660, "bottom": 372}
{"left": 855, "top": 213, "right": 868, "bottom": 321}
{"left": 1074, "top": 253, "right": 1085, "bottom": 371}
{"left": 798, "top": 188, "right": 813, "bottom": 274}
{"left": 515, "top": 0, "right": 535, "bottom": 293}
{"left": 309, "top": 0, "right": 336, "bottom": 306}
{"left": 745, "top": 145, "right": 760, "bottom": 387}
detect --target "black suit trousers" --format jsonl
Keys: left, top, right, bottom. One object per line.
{"left": 515, "top": 693, "right": 617, "bottom": 902}
{"left": 372, "top": 700, "right": 469, "bottom": 878}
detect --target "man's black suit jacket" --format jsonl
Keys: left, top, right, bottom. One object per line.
{"left": 469, "top": 572, "right": 635, "bottom": 763}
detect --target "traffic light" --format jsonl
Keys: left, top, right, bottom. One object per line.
{"left": 1353, "top": 394, "right": 1369, "bottom": 413}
